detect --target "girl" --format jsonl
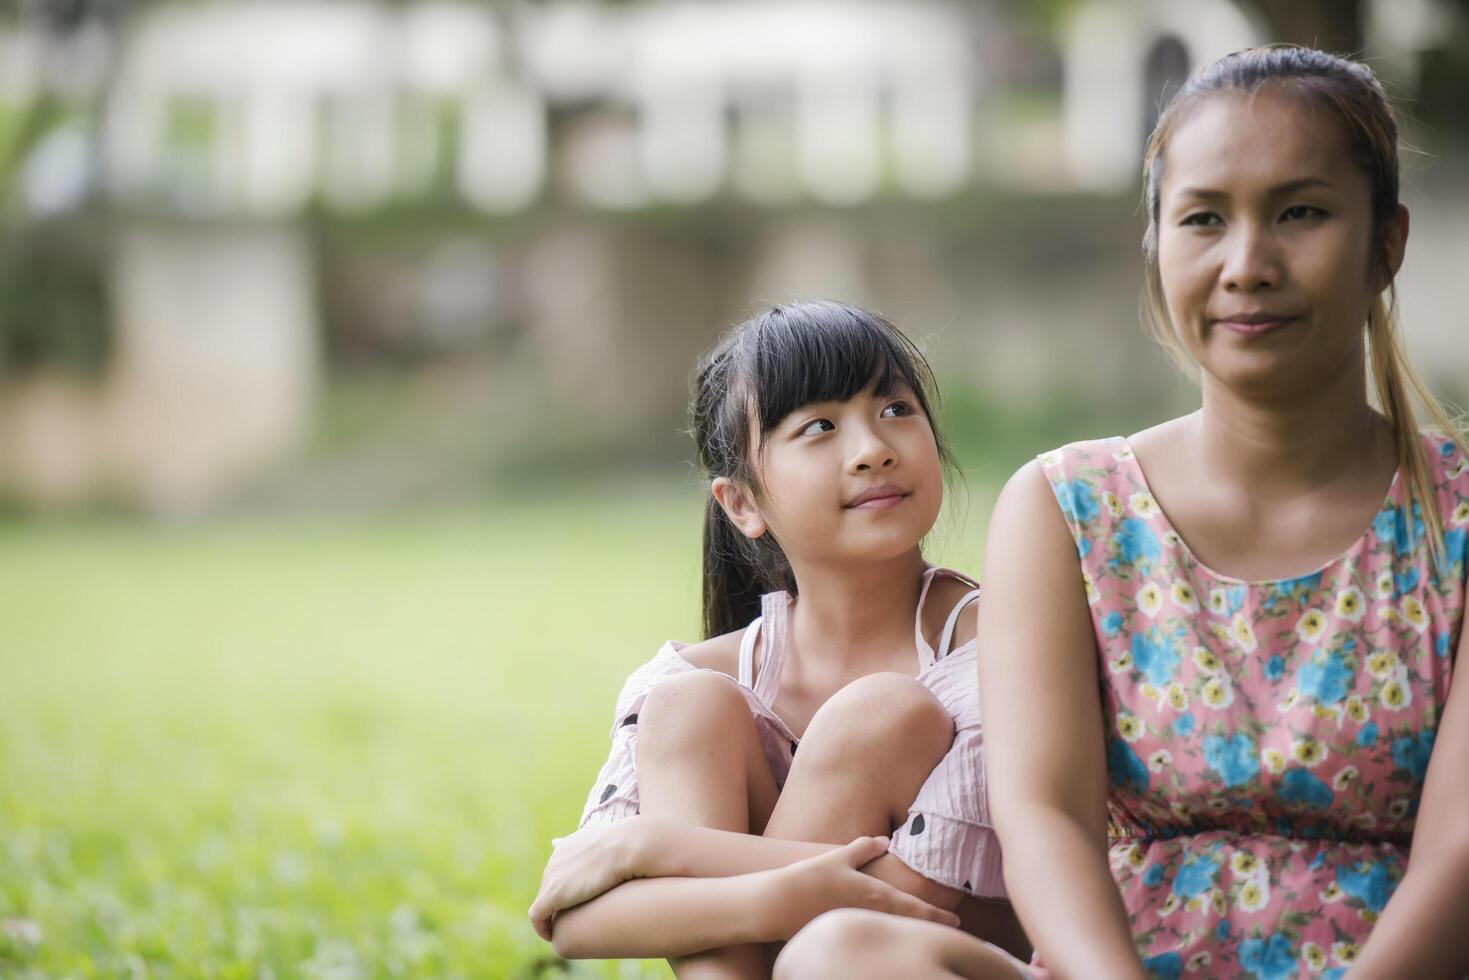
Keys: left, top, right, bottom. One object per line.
{"left": 776, "top": 47, "right": 1469, "bottom": 980}
{"left": 529, "top": 301, "right": 1029, "bottom": 977}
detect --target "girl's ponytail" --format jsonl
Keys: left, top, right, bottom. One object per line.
{"left": 702, "top": 496, "right": 779, "bottom": 639}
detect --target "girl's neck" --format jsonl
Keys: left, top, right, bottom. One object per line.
{"left": 784, "top": 548, "right": 928, "bottom": 671}
{"left": 1195, "top": 364, "right": 1391, "bottom": 499}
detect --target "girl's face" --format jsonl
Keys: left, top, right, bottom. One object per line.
{"left": 743, "top": 383, "right": 943, "bottom": 567}
{"left": 1154, "top": 86, "right": 1407, "bottom": 400}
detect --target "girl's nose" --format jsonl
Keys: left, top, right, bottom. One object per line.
{"left": 849, "top": 431, "right": 896, "bottom": 472}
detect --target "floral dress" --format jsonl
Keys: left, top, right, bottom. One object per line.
{"left": 1038, "top": 431, "right": 1468, "bottom": 980}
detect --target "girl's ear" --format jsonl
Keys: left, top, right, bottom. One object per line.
{"left": 1377, "top": 203, "right": 1410, "bottom": 290}
{"left": 711, "top": 477, "right": 767, "bottom": 540}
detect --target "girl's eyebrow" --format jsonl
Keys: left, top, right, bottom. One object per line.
{"left": 1173, "top": 176, "right": 1336, "bottom": 201}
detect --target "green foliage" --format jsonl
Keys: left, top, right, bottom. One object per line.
{"left": 0, "top": 222, "right": 111, "bottom": 378}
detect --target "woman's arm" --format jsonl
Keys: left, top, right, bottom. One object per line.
{"left": 548, "top": 835, "right": 961, "bottom": 959}
{"left": 976, "top": 461, "right": 1146, "bottom": 980}
{"left": 1345, "top": 619, "right": 1469, "bottom": 980}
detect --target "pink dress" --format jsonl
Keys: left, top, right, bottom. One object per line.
{"left": 578, "top": 565, "right": 1007, "bottom": 899}
{"left": 1037, "top": 431, "right": 1468, "bottom": 979}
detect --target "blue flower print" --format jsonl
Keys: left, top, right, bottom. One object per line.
{"left": 1390, "top": 730, "right": 1435, "bottom": 782}
{"left": 1170, "top": 853, "right": 1221, "bottom": 898}
{"left": 1116, "top": 517, "right": 1161, "bottom": 565}
{"left": 1102, "top": 610, "right": 1124, "bottom": 635}
{"left": 1132, "top": 630, "right": 1179, "bottom": 686}
{"left": 1322, "top": 970, "right": 1346, "bottom": 980}
{"left": 1262, "top": 655, "right": 1285, "bottom": 682}
{"left": 1446, "top": 528, "right": 1467, "bottom": 567}
{"left": 1437, "top": 632, "right": 1452, "bottom": 658}
{"left": 1053, "top": 480, "right": 1098, "bottom": 523}
{"left": 1442, "top": 439, "right": 1457, "bottom": 456}
{"left": 1267, "top": 572, "right": 1322, "bottom": 607}
{"left": 1396, "top": 567, "right": 1420, "bottom": 594}
{"left": 1294, "top": 651, "right": 1352, "bottom": 705}
{"left": 1172, "top": 713, "right": 1195, "bottom": 737}
{"left": 1142, "top": 863, "right": 1165, "bottom": 888}
{"left": 1336, "top": 860, "right": 1399, "bottom": 912}
{"left": 1077, "top": 537, "right": 1093, "bottom": 558}
{"left": 1214, "top": 920, "right": 1230, "bottom": 942}
{"left": 1356, "top": 722, "right": 1379, "bottom": 747}
{"left": 1142, "top": 952, "right": 1182, "bottom": 980}
{"left": 1278, "top": 767, "right": 1333, "bottom": 810}
{"left": 1107, "top": 738, "right": 1149, "bottom": 794}
{"left": 1372, "top": 503, "right": 1423, "bottom": 557}
{"left": 1203, "top": 733, "right": 1258, "bottom": 788}
{"left": 1237, "top": 933, "right": 1297, "bottom": 980}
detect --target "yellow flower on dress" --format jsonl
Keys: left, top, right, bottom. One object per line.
{"left": 1103, "top": 491, "right": 1123, "bottom": 518}
{"left": 1163, "top": 530, "right": 1182, "bottom": 548}
{"left": 1333, "top": 765, "right": 1359, "bottom": 791}
{"left": 1201, "top": 675, "right": 1234, "bottom": 709}
{"left": 1167, "top": 685, "right": 1189, "bottom": 711}
{"left": 1229, "top": 851, "right": 1260, "bottom": 876}
{"left": 1208, "top": 588, "right": 1230, "bottom": 616}
{"left": 1116, "top": 713, "right": 1144, "bottom": 743}
{"left": 1356, "top": 811, "right": 1378, "bottom": 830}
{"left": 1160, "top": 893, "right": 1179, "bottom": 916}
{"left": 1359, "top": 908, "right": 1379, "bottom": 923}
{"left": 1140, "top": 682, "right": 1160, "bottom": 701}
{"left": 1295, "top": 609, "right": 1328, "bottom": 642}
{"left": 1170, "top": 581, "right": 1199, "bottom": 613}
{"left": 1401, "top": 595, "right": 1428, "bottom": 633}
{"left": 1170, "top": 800, "right": 1194, "bottom": 820}
{"left": 1193, "top": 647, "right": 1223, "bottom": 674}
{"left": 1210, "top": 889, "right": 1227, "bottom": 915}
{"left": 1332, "top": 941, "right": 1360, "bottom": 964}
{"left": 1320, "top": 881, "right": 1344, "bottom": 902}
{"left": 1186, "top": 952, "right": 1211, "bottom": 973}
{"left": 1374, "top": 571, "right": 1394, "bottom": 599}
{"left": 1261, "top": 748, "right": 1287, "bottom": 775}
{"left": 1114, "top": 445, "right": 1135, "bottom": 461}
{"left": 1137, "top": 582, "right": 1164, "bottom": 617}
{"left": 1311, "top": 704, "right": 1343, "bottom": 724}
{"left": 1084, "top": 572, "right": 1099, "bottom": 605}
{"left": 1185, "top": 894, "right": 1204, "bottom": 912}
{"left": 1108, "top": 652, "right": 1133, "bottom": 674}
{"left": 1208, "top": 621, "right": 1233, "bottom": 646}
{"left": 1147, "top": 749, "right": 1173, "bottom": 773}
{"left": 1367, "top": 651, "right": 1398, "bottom": 679}
{"left": 1388, "top": 798, "right": 1411, "bottom": 820}
{"left": 1124, "top": 843, "right": 1146, "bottom": 871}
{"left": 1291, "top": 737, "right": 1328, "bottom": 767}
{"left": 1238, "top": 879, "right": 1269, "bottom": 912}
{"left": 1039, "top": 450, "right": 1065, "bottom": 469}
{"left": 1129, "top": 492, "right": 1159, "bottom": 518}
{"left": 1334, "top": 587, "right": 1366, "bottom": 623}
{"left": 1231, "top": 614, "right": 1257, "bottom": 653}
{"left": 1345, "top": 695, "right": 1369, "bottom": 723}
{"left": 1302, "top": 942, "right": 1327, "bottom": 972}
{"left": 1379, "top": 679, "right": 1411, "bottom": 711}
{"left": 1452, "top": 501, "right": 1469, "bottom": 526}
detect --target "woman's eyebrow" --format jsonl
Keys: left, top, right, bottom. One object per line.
{"left": 1172, "top": 176, "right": 1336, "bottom": 201}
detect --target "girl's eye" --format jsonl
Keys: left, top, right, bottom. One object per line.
{"left": 1281, "top": 204, "right": 1325, "bottom": 221}
{"left": 1180, "top": 211, "right": 1222, "bottom": 227}
{"left": 880, "top": 401, "right": 914, "bottom": 419}
{"left": 799, "top": 419, "right": 834, "bottom": 436}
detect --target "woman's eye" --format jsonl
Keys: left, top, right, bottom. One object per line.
{"left": 1180, "top": 211, "right": 1222, "bottom": 227}
{"left": 880, "top": 401, "right": 913, "bottom": 419}
{"left": 1281, "top": 204, "right": 1325, "bottom": 221}
{"left": 799, "top": 419, "right": 834, "bottom": 436}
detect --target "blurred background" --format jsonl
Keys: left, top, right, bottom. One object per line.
{"left": 0, "top": 0, "right": 1465, "bottom": 976}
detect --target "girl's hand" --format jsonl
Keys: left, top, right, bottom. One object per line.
{"left": 529, "top": 820, "right": 649, "bottom": 941}
{"left": 765, "top": 836, "right": 961, "bottom": 941}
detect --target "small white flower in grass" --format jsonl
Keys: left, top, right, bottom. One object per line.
{"left": 1171, "top": 581, "right": 1199, "bottom": 613}
{"left": 1334, "top": 587, "right": 1366, "bottom": 623}
{"left": 1296, "top": 609, "right": 1328, "bottom": 642}
{"left": 1231, "top": 614, "right": 1257, "bottom": 653}
{"left": 1137, "top": 582, "right": 1164, "bottom": 617}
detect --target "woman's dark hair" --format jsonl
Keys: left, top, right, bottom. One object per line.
{"left": 691, "top": 300, "right": 956, "bottom": 639}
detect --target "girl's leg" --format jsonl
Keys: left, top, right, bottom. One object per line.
{"left": 637, "top": 670, "right": 781, "bottom": 980}
{"left": 774, "top": 909, "right": 1032, "bottom": 980}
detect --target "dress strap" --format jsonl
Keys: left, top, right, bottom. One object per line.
{"left": 936, "top": 588, "right": 982, "bottom": 660}
{"left": 737, "top": 616, "right": 764, "bottom": 689}
{"left": 914, "top": 566, "right": 945, "bottom": 668}
{"left": 752, "top": 591, "right": 792, "bottom": 705}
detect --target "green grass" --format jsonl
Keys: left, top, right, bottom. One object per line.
{"left": 0, "top": 480, "right": 994, "bottom": 979}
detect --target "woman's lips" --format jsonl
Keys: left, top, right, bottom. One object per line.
{"left": 1214, "top": 315, "right": 1298, "bottom": 336}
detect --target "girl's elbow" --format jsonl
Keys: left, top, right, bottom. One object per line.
{"left": 548, "top": 913, "right": 594, "bottom": 960}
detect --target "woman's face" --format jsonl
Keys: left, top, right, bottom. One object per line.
{"left": 1154, "top": 86, "right": 1406, "bottom": 401}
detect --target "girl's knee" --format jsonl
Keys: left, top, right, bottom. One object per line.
{"left": 775, "top": 910, "right": 904, "bottom": 980}
{"left": 805, "top": 673, "right": 954, "bottom": 762}
{"left": 639, "top": 671, "right": 753, "bottom": 751}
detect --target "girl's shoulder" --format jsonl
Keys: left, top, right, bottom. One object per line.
{"left": 672, "top": 628, "right": 747, "bottom": 677}
{"left": 922, "top": 569, "right": 979, "bottom": 651}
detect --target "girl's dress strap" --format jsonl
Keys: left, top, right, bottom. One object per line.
{"left": 752, "top": 591, "right": 792, "bottom": 705}
{"left": 936, "top": 588, "right": 982, "bottom": 660}
{"left": 914, "top": 566, "right": 945, "bottom": 668}
{"left": 737, "top": 616, "right": 764, "bottom": 690}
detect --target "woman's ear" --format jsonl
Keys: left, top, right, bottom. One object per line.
{"left": 1377, "top": 203, "right": 1410, "bottom": 290}
{"left": 712, "top": 477, "right": 767, "bottom": 540}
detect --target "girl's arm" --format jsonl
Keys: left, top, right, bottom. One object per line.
{"left": 547, "top": 835, "right": 961, "bottom": 960}
{"left": 1344, "top": 617, "right": 1469, "bottom": 980}
{"left": 975, "top": 461, "right": 1146, "bottom": 980}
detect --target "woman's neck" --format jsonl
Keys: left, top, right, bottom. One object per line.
{"left": 784, "top": 548, "right": 928, "bottom": 672}
{"left": 1195, "top": 365, "right": 1392, "bottom": 500}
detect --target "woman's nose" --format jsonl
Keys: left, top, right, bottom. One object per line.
{"left": 1220, "top": 223, "right": 1282, "bottom": 293}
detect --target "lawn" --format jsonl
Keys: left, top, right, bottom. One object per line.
{"left": 0, "top": 479, "right": 994, "bottom": 979}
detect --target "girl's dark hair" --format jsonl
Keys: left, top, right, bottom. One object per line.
{"left": 1140, "top": 45, "right": 1465, "bottom": 567}
{"left": 691, "top": 300, "right": 956, "bottom": 639}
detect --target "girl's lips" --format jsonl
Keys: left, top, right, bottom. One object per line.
{"left": 846, "top": 491, "right": 909, "bottom": 511}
